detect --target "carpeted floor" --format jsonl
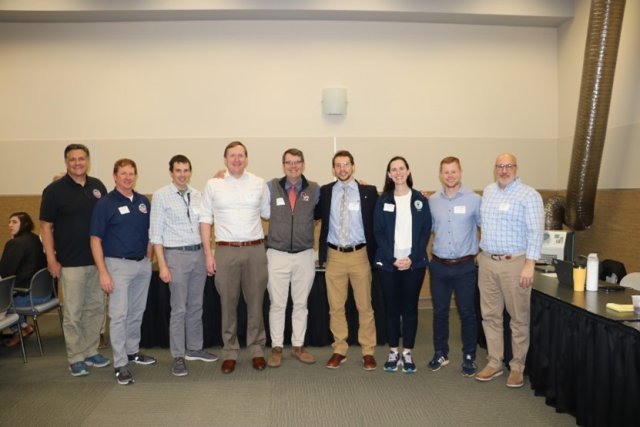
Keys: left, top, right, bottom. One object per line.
{"left": 0, "top": 308, "right": 576, "bottom": 426}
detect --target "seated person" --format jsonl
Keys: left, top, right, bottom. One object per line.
{"left": 0, "top": 212, "right": 49, "bottom": 347}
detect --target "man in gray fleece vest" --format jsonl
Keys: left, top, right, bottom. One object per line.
{"left": 266, "top": 148, "right": 320, "bottom": 367}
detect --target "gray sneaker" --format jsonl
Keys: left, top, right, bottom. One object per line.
{"left": 171, "top": 357, "right": 188, "bottom": 377}
{"left": 115, "top": 366, "right": 135, "bottom": 385}
{"left": 185, "top": 349, "right": 219, "bottom": 362}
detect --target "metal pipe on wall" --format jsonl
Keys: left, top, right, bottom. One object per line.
{"left": 563, "top": 0, "right": 626, "bottom": 230}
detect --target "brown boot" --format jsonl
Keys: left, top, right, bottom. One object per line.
{"left": 291, "top": 346, "right": 316, "bottom": 364}
{"left": 267, "top": 347, "right": 283, "bottom": 368}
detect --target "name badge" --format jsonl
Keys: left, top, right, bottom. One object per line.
{"left": 499, "top": 203, "right": 510, "bottom": 212}
{"left": 118, "top": 206, "right": 130, "bottom": 215}
{"left": 453, "top": 205, "right": 466, "bottom": 214}
{"left": 348, "top": 202, "right": 360, "bottom": 211}
{"left": 383, "top": 203, "right": 395, "bottom": 212}
{"left": 276, "top": 197, "right": 285, "bottom": 206}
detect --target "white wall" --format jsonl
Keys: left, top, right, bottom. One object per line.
{"left": 0, "top": 18, "right": 566, "bottom": 194}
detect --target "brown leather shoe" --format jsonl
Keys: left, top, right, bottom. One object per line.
{"left": 267, "top": 347, "right": 283, "bottom": 368}
{"left": 475, "top": 364, "right": 504, "bottom": 382}
{"left": 252, "top": 356, "right": 267, "bottom": 371}
{"left": 21, "top": 325, "right": 34, "bottom": 337}
{"left": 362, "top": 355, "right": 377, "bottom": 371}
{"left": 325, "top": 353, "right": 346, "bottom": 369}
{"left": 506, "top": 370, "right": 524, "bottom": 388}
{"left": 4, "top": 333, "right": 22, "bottom": 348}
{"left": 221, "top": 359, "right": 236, "bottom": 374}
{"left": 291, "top": 346, "right": 316, "bottom": 364}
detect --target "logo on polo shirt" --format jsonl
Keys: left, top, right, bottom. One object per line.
{"left": 414, "top": 200, "right": 423, "bottom": 211}
{"left": 138, "top": 204, "right": 148, "bottom": 214}
{"left": 92, "top": 189, "right": 102, "bottom": 199}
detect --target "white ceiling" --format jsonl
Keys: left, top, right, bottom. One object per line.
{"left": 0, "top": 0, "right": 575, "bottom": 27}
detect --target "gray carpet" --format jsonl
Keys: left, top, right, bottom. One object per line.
{"left": 0, "top": 309, "right": 576, "bottom": 426}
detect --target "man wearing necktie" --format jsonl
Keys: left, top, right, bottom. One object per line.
{"left": 265, "top": 148, "right": 320, "bottom": 368}
{"left": 316, "top": 150, "right": 379, "bottom": 370}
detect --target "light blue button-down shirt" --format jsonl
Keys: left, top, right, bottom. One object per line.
{"left": 429, "top": 185, "right": 481, "bottom": 259}
{"left": 328, "top": 180, "right": 366, "bottom": 246}
{"left": 149, "top": 182, "right": 202, "bottom": 247}
{"left": 479, "top": 177, "right": 544, "bottom": 260}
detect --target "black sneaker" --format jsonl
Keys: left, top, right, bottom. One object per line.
{"left": 427, "top": 351, "right": 449, "bottom": 372}
{"left": 402, "top": 351, "right": 417, "bottom": 373}
{"left": 128, "top": 352, "right": 157, "bottom": 365}
{"left": 115, "top": 366, "right": 135, "bottom": 385}
{"left": 383, "top": 350, "right": 400, "bottom": 372}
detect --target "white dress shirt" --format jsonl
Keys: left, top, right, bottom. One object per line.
{"left": 198, "top": 171, "right": 270, "bottom": 242}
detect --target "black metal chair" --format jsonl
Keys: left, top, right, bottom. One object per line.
{"left": 14, "top": 268, "right": 63, "bottom": 356}
{"left": 0, "top": 275, "right": 26, "bottom": 363}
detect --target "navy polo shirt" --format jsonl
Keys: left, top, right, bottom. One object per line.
{"left": 40, "top": 174, "right": 107, "bottom": 267}
{"left": 90, "top": 189, "right": 150, "bottom": 259}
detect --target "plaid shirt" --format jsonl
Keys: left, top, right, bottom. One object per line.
{"left": 149, "top": 182, "right": 202, "bottom": 247}
{"left": 479, "top": 177, "right": 544, "bottom": 260}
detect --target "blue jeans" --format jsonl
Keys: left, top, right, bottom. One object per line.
{"left": 11, "top": 293, "right": 52, "bottom": 333}
{"left": 430, "top": 259, "right": 478, "bottom": 357}
{"left": 378, "top": 267, "right": 425, "bottom": 349}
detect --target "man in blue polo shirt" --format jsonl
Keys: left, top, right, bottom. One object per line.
{"left": 90, "top": 158, "right": 155, "bottom": 386}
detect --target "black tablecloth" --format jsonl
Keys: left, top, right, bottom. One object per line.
{"left": 141, "top": 270, "right": 387, "bottom": 349}
{"left": 528, "top": 290, "right": 640, "bottom": 427}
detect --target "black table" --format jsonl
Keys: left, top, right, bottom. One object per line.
{"left": 527, "top": 273, "right": 640, "bottom": 427}
{"left": 140, "top": 269, "right": 387, "bottom": 349}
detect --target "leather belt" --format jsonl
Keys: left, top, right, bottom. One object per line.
{"left": 484, "top": 252, "right": 526, "bottom": 261}
{"left": 165, "top": 244, "right": 202, "bottom": 251}
{"left": 122, "top": 256, "right": 145, "bottom": 262}
{"left": 328, "top": 243, "right": 366, "bottom": 253}
{"left": 432, "top": 254, "right": 475, "bottom": 265}
{"left": 217, "top": 239, "right": 264, "bottom": 247}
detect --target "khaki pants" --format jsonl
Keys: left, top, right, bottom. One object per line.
{"left": 478, "top": 252, "right": 531, "bottom": 372}
{"left": 60, "top": 266, "right": 104, "bottom": 364}
{"left": 325, "top": 247, "right": 376, "bottom": 356}
{"left": 215, "top": 245, "right": 268, "bottom": 360}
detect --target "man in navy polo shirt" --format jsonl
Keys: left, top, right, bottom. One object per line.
{"left": 40, "top": 143, "right": 111, "bottom": 377}
{"left": 90, "top": 158, "right": 155, "bottom": 386}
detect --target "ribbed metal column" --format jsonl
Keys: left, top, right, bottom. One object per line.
{"left": 565, "top": 0, "right": 625, "bottom": 230}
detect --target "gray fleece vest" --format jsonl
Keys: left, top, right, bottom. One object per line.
{"left": 266, "top": 177, "right": 318, "bottom": 253}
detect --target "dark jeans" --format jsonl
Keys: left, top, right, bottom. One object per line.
{"left": 430, "top": 259, "right": 478, "bottom": 357}
{"left": 378, "top": 267, "right": 425, "bottom": 349}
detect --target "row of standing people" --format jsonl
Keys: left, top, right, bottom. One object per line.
{"left": 19, "top": 142, "right": 542, "bottom": 388}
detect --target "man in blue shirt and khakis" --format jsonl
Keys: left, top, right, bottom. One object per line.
{"left": 475, "top": 153, "right": 544, "bottom": 388}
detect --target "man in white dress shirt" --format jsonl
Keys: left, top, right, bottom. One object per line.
{"left": 199, "top": 141, "right": 271, "bottom": 374}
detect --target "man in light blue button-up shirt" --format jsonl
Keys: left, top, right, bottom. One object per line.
{"left": 150, "top": 155, "right": 218, "bottom": 377}
{"left": 428, "top": 156, "right": 481, "bottom": 377}
{"left": 476, "top": 153, "right": 543, "bottom": 388}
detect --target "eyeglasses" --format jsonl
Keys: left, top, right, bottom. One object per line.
{"left": 283, "top": 160, "right": 303, "bottom": 166}
{"left": 495, "top": 164, "right": 517, "bottom": 170}
{"left": 334, "top": 162, "right": 352, "bottom": 168}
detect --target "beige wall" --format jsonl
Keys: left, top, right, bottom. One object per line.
{"left": 0, "top": 0, "right": 638, "bottom": 273}
{"left": 0, "top": 20, "right": 559, "bottom": 194}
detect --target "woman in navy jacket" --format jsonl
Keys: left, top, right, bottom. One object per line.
{"left": 373, "top": 156, "right": 431, "bottom": 373}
